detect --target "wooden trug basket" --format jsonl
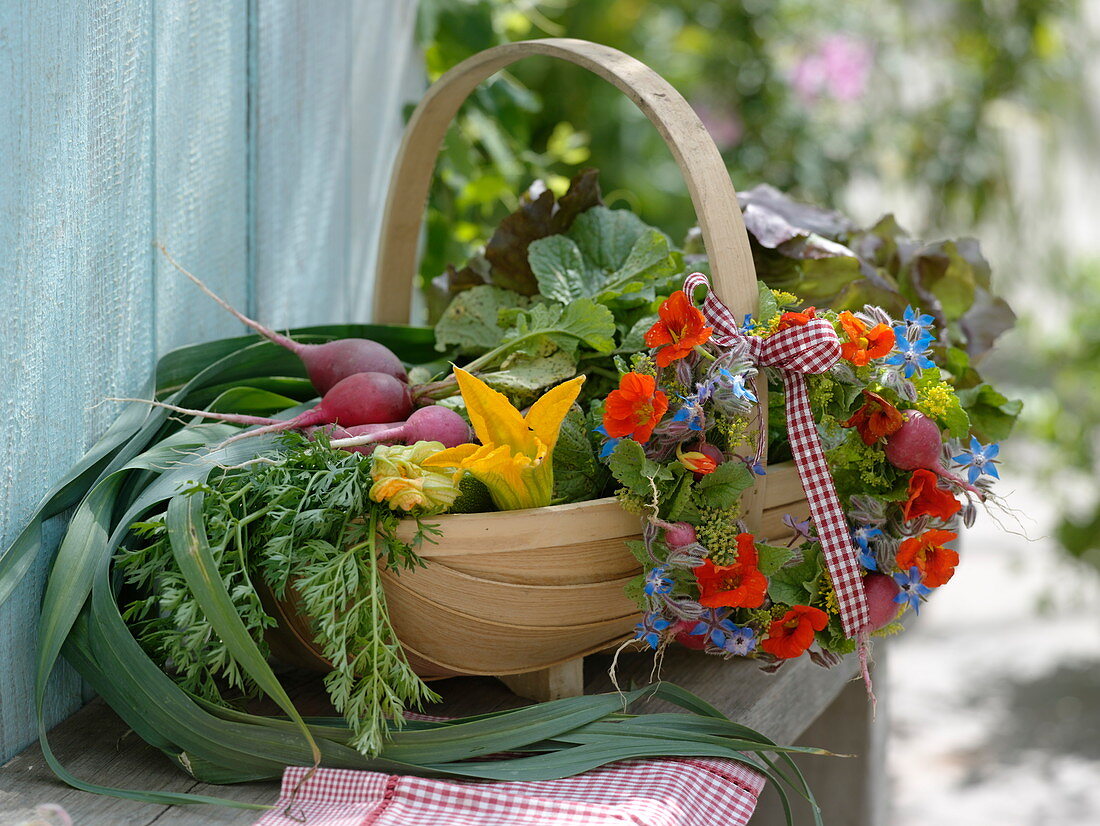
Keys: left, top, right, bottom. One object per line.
{"left": 267, "top": 39, "right": 811, "bottom": 702}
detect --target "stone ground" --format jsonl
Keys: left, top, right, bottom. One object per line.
{"left": 887, "top": 461, "right": 1100, "bottom": 824}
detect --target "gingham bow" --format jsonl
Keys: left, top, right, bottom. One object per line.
{"left": 684, "top": 272, "right": 871, "bottom": 641}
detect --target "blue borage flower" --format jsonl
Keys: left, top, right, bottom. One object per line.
{"left": 634, "top": 612, "right": 672, "bottom": 649}
{"left": 593, "top": 424, "right": 621, "bottom": 459}
{"left": 852, "top": 524, "right": 883, "bottom": 570}
{"left": 885, "top": 329, "right": 935, "bottom": 378}
{"left": 722, "top": 624, "right": 757, "bottom": 656}
{"left": 671, "top": 395, "right": 705, "bottom": 432}
{"left": 893, "top": 566, "right": 932, "bottom": 614}
{"left": 952, "top": 436, "right": 1000, "bottom": 484}
{"left": 688, "top": 609, "right": 758, "bottom": 655}
{"left": 896, "top": 305, "right": 935, "bottom": 339}
{"left": 644, "top": 566, "right": 673, "bottom": 596}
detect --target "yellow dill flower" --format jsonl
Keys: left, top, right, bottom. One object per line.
{"left": 819, "top": 572, "right": 842, "bottom": 615}
{"left": 770, "top": 289, "right": 800, "bottom": 308}
{"left": 918, "top": 382, "right": 954, "bottom": 420}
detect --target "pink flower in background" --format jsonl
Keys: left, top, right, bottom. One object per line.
{"left": 790, "top": 34, "right": 873, "bottom": 105}
{"left": 692, "top": 101, "right": 743, "bottom": 150}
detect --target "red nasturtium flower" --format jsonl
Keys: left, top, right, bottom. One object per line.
{"left": 602, "top": 372, "right": 669, "bottom": 443}
{"left": 842, "top": 390, "right": 904, "bottom": 445}
{"left": 895, "top": 528, "right": 959, "bottom": 588}
{"left": 761, "top": 605, "right": 829, "bottom": 659}
{"left": 644, "top": 290, "right": 713, "bottom": 367}
{"left": 693, "top": 534, "right": 768, "bottom": 609}
{"left": 903, "top": 468, "right": 962, "bottom": 522}
{"left": 776, "top": 306, "right": 817, "bottom": 331}
{"left": 838, "top": 311, "right": 894, "bottom": 366}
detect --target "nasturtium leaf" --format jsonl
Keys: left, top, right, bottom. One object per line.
{"left": 434, "top": 285, "right": 530, "bottom": 354}
{"left": 817, "top": 613, "right": 857, "bottom": 655}
{"left": 755, "top": 543, "right": 796, "bottom": 577}
{"left": 767, "top": 545, "right": 824, "bottom": 607}
{"left": 693, "top": 462, "right": 753, "bottom": 510}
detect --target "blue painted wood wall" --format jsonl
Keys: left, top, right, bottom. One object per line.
{"left": 0, "top": 0, "right": 421, "bottom": 763}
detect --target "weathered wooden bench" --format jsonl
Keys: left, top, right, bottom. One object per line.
{"left": 0, "top": 646, "right": 887, "bottom": 825}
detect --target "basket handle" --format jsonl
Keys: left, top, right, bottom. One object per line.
{"left": 371, "top": 37, "right": 759, "bottom": 324}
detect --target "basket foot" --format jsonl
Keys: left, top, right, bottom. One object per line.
{"left": 499, "top": 658, "right": 584, "bottom": 702}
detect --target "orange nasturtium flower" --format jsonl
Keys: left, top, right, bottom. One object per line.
{"left": 677, "top": 444, "right": 717, "bottom": 475}
{"left": 602, "top": 372, "right": 669, "bottom": 443}
{"left": 693, "top": 534, "right": 768, "bottom": 609}
{"left": 842, "top": 390, "right": 904, "bottom": 445}
{"left": 902, "top": 468, "right": 962, "bottom": 522}
{"left": 760, "top": 605, "right": 829, "bottom": 659}
{"left": 644, "top": 290, "right": 713, "bottom": 367}
{"left": 838, "top": 311, "right": 894, "bottom": 366}
{"left": 776, "top": 306, "right": 818, "bottom": 331}
{"left": 895, "top": 528, "right": 959, "bottom": 588}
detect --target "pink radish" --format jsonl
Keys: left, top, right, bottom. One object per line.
{"left": 160, "top": 245, "right": 407, "bottom": 391}
{"left": 304, "top": 422, "right": 405, "bottom": 455}
{"left": 329, "top": 405, "right": 471, "bottom": 450}
{"left": 884, "top": 412, "right": 983, "bottom": 498}
{"left": 121, "top": 371, "right": 412, "bottom": 446}
{"left": 862, "top": 573, "right": 902, "bottom": 630}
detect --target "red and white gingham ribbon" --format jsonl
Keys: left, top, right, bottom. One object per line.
{"left": 684, "top": 272, "right": 871, "bottom": 642}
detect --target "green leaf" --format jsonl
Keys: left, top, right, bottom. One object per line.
{"left": 480, "top": 350, "right": 578, "bottom": 399}
{"left": 757, "top": 282, "right": 780, "bottom": 324}
{"left": 608, "top": 439, "right": 671, "bottom": 496}
{"left": 956, "top": 383, "right": 1023, "bottom": 442}
{"left": 552, "top": 408, "right": 607, "bottom": 504}
{"left": 756, "top": 543, "right": 796, "bottom": 577}
{"left": 618, "top": 314, "right": 658, "bottom": 353}
{"left": 693, "top": 462, "right": 753, "bottom": 509}
{"left": 767, "top": 545, "right": 825, "bottom": 607}
{"left": 529, "top": 207, "right": 678, "bottom": 304}
{"left": 165, "top": 492, "right": 321, "bottom": 764}
{"left": 816, "top": 613, "right": 857, "bottom": 655}
{"left": 434, "top": 285, "right": 530, "bottom": 354}
{"left": 497, "top": 298, "right": 616, "bottom": 358}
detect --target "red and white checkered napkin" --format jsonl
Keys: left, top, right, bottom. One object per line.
{"left": 254, "top": 758, "right": 765, "bottom": 826}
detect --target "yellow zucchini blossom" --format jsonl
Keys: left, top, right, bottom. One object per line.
{"left": 423, "top": 368, "right": 584, "bottom": 511}
{"left": 370, "top": 441, "right": 462, "bottom": 513}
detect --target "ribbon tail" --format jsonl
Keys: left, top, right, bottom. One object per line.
{"left": 858, "top": 633, "right": 876, "bottom": 718}
{"left": 782, "top": 372, "right": 871, "bottom": 639}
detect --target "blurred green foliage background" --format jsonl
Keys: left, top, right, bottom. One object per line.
{"left": 414, "top": 0, "right": 1100, "bottom": 565}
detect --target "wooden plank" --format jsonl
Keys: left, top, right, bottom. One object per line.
{"left": 153, "top": 0, "right": 250, "bottom": 353}
{"left": 0, "top": 645, "right": 870, "bottom": 824}
{"left": 753, "top": 647, "right": 889, "bottom": 825}
{"left": 0, "top": 0, "right": 155, "bottom": 762}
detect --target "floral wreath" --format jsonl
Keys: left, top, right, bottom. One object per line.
{"left": 597, "top": 275, "right": 1000, "bottom": 669}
